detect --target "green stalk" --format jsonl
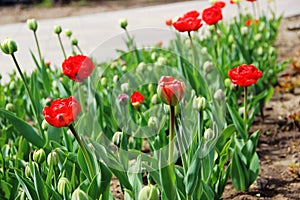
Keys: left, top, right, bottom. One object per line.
{"left": 57, "top": 34, "right": 67, "bottom": 59}
{"left": 33, "top": 31, "right": 42, "bottom": 65}
{"left": 75, "top": 45, "right": 83, "bottom": 55}
{"left": 244, "top": 86, "right": 248, "bottom": 137}
{"left": 188, "top": 31, "right": 197, "bottom": 70}
{"left": 125, "top": 28, "right": 141, "bottom": 63}
{"left": 169, "top": 105, "right": 175, "bottom": 164}
{"left": 11, "top": 53, "right": 43, "bottom": 136}
{"left": 69, "top": 124, "right": 95, "bottom": 179}
{"left": 176, "top": 120, "right": 188, "bottom": 174}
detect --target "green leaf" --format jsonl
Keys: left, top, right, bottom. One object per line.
{"left": 14, "top": 170, "right": 39, "bottom": 200}
{"left": 231, "top": 149, "right": 247, "bottom": 191}
{"left": 226, "top": 104, "right": 246, "bottom": 140}
{"left": 30, "top": 162, "right": 49, "bottom": 200}
{"left": 159, "top": 164, "right": 177, "bottom": 200}
{"left": 249, "top": 153, "right": 260, "bottom": 186}
{"left": 216, "top": 124, "right": 235, "bottom": 153}
{"left": 0, "top": 109, "right": 45, "bottom": 148}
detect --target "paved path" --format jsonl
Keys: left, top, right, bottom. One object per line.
{"left": 0, "top": 0, "right": 299, "bottom": 83}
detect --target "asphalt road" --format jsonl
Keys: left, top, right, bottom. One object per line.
{"left": 0, "top": 0, "right": 299, "bottom": 83}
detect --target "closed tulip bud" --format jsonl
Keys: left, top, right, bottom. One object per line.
{"left": 71, "top": 189, "right": 89, "bottom": 200}
{"left": 119, "top": 18, "right": 128, "bottom": 29}
{"left": 224, "top": 78, "right": 232, "bottom": 88}
{"left": 240, "top": 26, "right": 248, "bottom": 35}
{"left": 157, "top": 76, "right": 185, "bottom": 106}
{"left": 193, "top": 96, "right": 206, "bottom": 111}
{"left": 42, "top": 119, "right": 49, "bottom": 130}
{"left": 5, "top": 103, "right": 14, "bottom": 111}
{"left": 27, "top": 19, "right": 38, "bottom": 32}
{"left": 151, "top": 94, "right": 159, "bottom": 104}
{"left": 47, "top": 151, "right": 59, "bottom": 166}
{"left": 138, "top": 185, "right": 160, "bottom": 200}
{"left": 58, "top": 177, "right": 72, "bottom": 195}
{"left": 122, "top": 65, "right": 127, "bottom": 72}
{"left": 203, "top": 61, "right": 214, "bottom": 73}
{"left": 65, "top": 29, "right": 72, "bottom": 37}
{"left": 100, "top": 77, "right": 107, "bottom": 87}
{"left": 259, "top": 22, "right": 265, "bottom": 31}
{"left": 112, "top": 131, "right": 123, "bottom": 146}
{"left": 156, "top": 56, "right": 167, "bottom": 66}
{"left": 214, "top": 89, "right": 225, "bottom": 101}
{"left": 118, "top": 94, "right": 129, "bottom": 105}
{"left": 54, "top": 25, "right": 62, "bottom": 34}
{"left": 136, "top": 62, "right": 145, "bottom": 73}
{"left": 113, "top": 75, "right": 119, "bottom": 83}
{"left": 71, "top": 38, "right": 78, "bottom": 46}
{"left": 269, "top": 46, "right": 276, "bottom": 55}
{"left": 238, "top": 106, "right": 245, "bottom": 116}
{"left": 254, "top": 33, "right": 262, "bottom": 41}
{"left": 148, "top": 83, "right": 155, "bottom": 93}
{"left": 0, "top": 38, "right": 18, "bottom": 55}
{"left": 209, "top": 0, "right": 219, "bottom": 4}
{"left": 151, "top": 52, "right": 157, "bottom": 60}
{"left": 25, "top": 165, "right": 31, "bottom": 178}
{"left": 33, "top": 149, "right": 46, "bottom": 164}
{"left": 204, "top": 128, "right": 214, "bottom": 140}
{"left": 257, "top": 46, "right": 263, "bottom": 55}
{"left": 121, "top": 83, "right": 129, "bottom": 93}
{"left": 201, "top": 47, "right": 208, "bottom": 55}
{"left": 228, "top": 34, "right": 234, "bottom": 44}
{"left": 148, "top": 116, "right": 159, "bottom": 130}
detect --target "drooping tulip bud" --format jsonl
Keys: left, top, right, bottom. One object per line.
{"left": 27, "top": 19, "right": 38, "bottom": 32}
{"left": 118, "top": 94, "right": 129, "bottom": 106}
{"left": 25, "top": 165, "right": 31, "bottom": 178}
{"left": 100, "top": 77, "right": 107, "bottom": 87}
{"left": 58, "top": 177, "right": 72, "bottom": 195}
{"left": 54, "top": 25, "right": 62, "bottom": 35}
{"left": 42, "top": 119, "right": 49, "bottom": 130}
{"left": 148, "top": 116, "right": 159, "bottom": 130}
{"left": 119, "top": 18, "right": 128, "bottom": 29}
{"left": 138, "top": 185, "right": 160, "bottom": 200}
{"left": 33, "top": 149, "right": 46, "bottom": 164}
{"left": 157, "top": 76, "right": 184, "bottom": 106}
{"left": 203, "top": 61, "right": 214, "bottom": 73}
{"left": 0, "top": 38, "right": 18, "bottom": 55}
{"left": 72, "top": 188, "right": 89, "bottom": 200}
{"left": 214, "top": 89, "right": 225, "bottom": 101}
{"left": 240, "top": 26, "right": 248, "bottom": 35}
{"left": 5, "top": 103, "right": 14, "bottom": 111}
{"left": 151, "top": 94, "right": 159, "bottom": 104}
{"left": 47, "top": 151, "right": 59, "bottom": 166}
{"left": 112, "top": 131, "right": 123, "bottom": 146}
{"left": 121, "top": 83, "right": 129, "bottom": 93}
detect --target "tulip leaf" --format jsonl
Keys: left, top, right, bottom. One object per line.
{"left": 226, "top": 103, "right": 247, "bottom": 140}
{"left": 0, "top": 109, "right": 45, "bottom": 148}
{"left": 14, "top": 170, "right": 39, "bottom": 200}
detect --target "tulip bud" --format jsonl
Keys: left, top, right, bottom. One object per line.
{"left": 58, "top": 177, "right": 72, "bottom": 195}
{"left": 113, "top": 75, "right": 119, "bottom": 83}
{"left": 157, "top": 76, "right": 185, "bottom": 106}
{"left": 25, "top": 165, "right": 31, "bottom": 178}
{"left": 209, "top": 0, "right": 219, "bottom": 4}
{"left": 119, "top": 18, "right": 128, "bottom": 29}
{"left": 100, "top": 77, "right": 107, "bottom": 87}
{"left": 240, "top": 26, "right": 248, "bottom": 35}
{"left": 47, "top": 151, "right": 59, "bottom": 166}
{"left": 257, "top": 46, "right": 263, "bottom": 56}
{"left": 42, "top": 119, "right": 49, "bottom": 130}
{"left": 228, "top": 35, "right": 234, "bottom": 44}
{"left": 148, "top": 116, "right": 159, "bottom": 130}
{"left": 112, "top": 131, "right": 123, "bottom": 146}
{"left": 121, "top": 65, "right": 127, "bottom": 72}
{"left": 238, "top": 106, "right": 245, "bottom": 116}
{"left": 121, "top": 83, "right": 129, "bottom": 93}
{"left": 151, "top": 52, "right": 157, "bottom": 60}
{"left": 259, "top": 22, "right": 265, "bottom": 32}
{"left": 27, "top": 19, "right": 38, "bottom": 32}
{"left": 224, "top": 78, "right": 232, "bottom": 88}
{"left": 201, "top": 47, "right": 208, "bottom": 55}
{"left": 54, "top": 25, "right": 62, "bottom": 34}
{"left": 33, "top": 149, "right": 46, "bottom": 164}
{"left": 193, "top": 96, "right": 206, "bottom": 111}
{"left": 136, "top": 62, "right": 145, "bottom": 73}
{"left": 71, "top": 38, "right": 78, "bottom": 46}
{"left": 254, "top": 33, "right": 262, "bottom": 41}
{"left": 71, "top": 188, "right": 89, "bottom": 200}
{"left": 214, "top": 89, "right": 225, "bottom": 101}
{"left": 5, "top": 103, "right": 14, "bottom": 111}
{"left": 138, "top": 185, "right": 160, "bottom": 200}
{"left": 148, "top": 83, "right": 155, "bottom": 94}
{"left": 155, "top": 57, "right": 167, "bottom": 66}
{"left": 65, "top": 29, "right": 72, "bottom": 37}
{"left": 204, "top": 128, "right": 214, "bottom": 140}
{"left": 269, "top": 46, "right": 276, "bottom": 55}
{"left": 118, "top": 94, "right": 129, "bottom": 105}
{"left": 203, "top": 61, "right": 214, "bottom": 73}
{"left": 0, "top": 38, "right": 18, "bottom": 55}
{"left": 151, "top": 94, "right": 159, "bottom": 104}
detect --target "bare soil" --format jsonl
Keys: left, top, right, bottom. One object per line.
{"left": 1, "top": 2, "right": 300, "bottom": 199}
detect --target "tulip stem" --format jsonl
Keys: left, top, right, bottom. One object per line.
{"left": 57, "top": 34, "right": 67, "bottom": 59}
{"left": 188, "top": 31, "right": 197, "bottom": 74}
{"left": 33, "top": 31, "right": 42, "bottom": 66}
{"left": 75, "top": 44, "right": 83, "bottom": 55}
{"left": 124, "top": 28, "right": 141, "bottom": 63}
{"left": 11, "top": 53, "right": 43, "bottom": 136}
{"left": 244, "top": 86, "right": 248, "bottom": 137}
{"left": 169, "top": 105, "right": 175, "bottom": 164}
{"left": 69, "top": 124, "right": 95, "bottom": 180}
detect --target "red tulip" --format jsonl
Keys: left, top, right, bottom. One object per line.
{"left": 245, "top": 19, "right": 259, "bottom": 26}
{"left": 228, "top": 64, "right": 262, "bottom": 87}
{"left": 173, "top": 10, "right": 203, "bottom": 32}
{"left": 62, "top": 55, "right": 95, "bottom": 82}
{"left": 202, "top": 6, "right": 223, "bottom": 25}
{"left": 247, "top": 0, "right": 256, "bottom": 2}
{"left": 157, "top": 76, "right": 184, "bottom": 106}
{"left": 131, "top": 91, "right": 144, "bottom": 108}
{"left": 43, "top": 96, "right": 81, "bottom": 128}
{"left": 213, "top": 1, "right": 226, "bottom": 9}
{"left": 165, "top": 19, "right": 173, "bottom": 26}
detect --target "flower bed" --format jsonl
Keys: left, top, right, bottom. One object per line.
{"left": 0, "top": 0, "right": 291, "bottom": 199}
